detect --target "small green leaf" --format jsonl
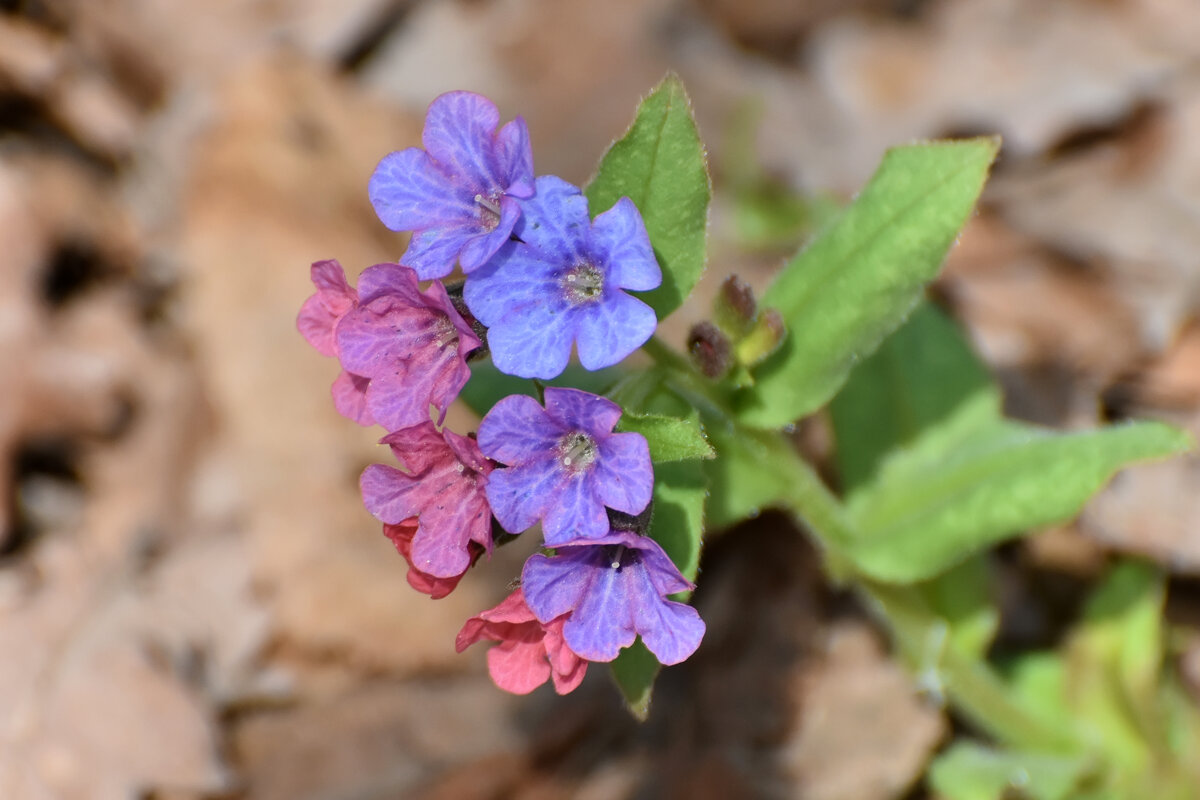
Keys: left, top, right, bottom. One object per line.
{"left": 831, "top": 301, "right": 995, "bottom": 493}
{"left": 610, "top": 639, "right": 659, "bottom": 720}
{"left": 734, "top": 137, "right": 1000, "bottom": 428}
{"left": 915, "top": 555, "right": 999, "bottom": 660}
{"left": 703, "top": 422, "right": 810, "bottom": 530}
{"left": 929, "top": 742, "right": 1091, "bottom": 800}
{"left": 845, "top": 411, "right": 1191, "bottom": 583}
{"left": 616, "top": 411, "right": 715, "bottom": 462}
{"left": 585, "top": 74, "right": 711, "bottom": 318}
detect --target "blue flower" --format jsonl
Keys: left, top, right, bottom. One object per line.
{"left": 368, "top": 92, "right": 535, "bottom": 279}
{"left": 462, "top": 176, "right": 661, "bottom": 379}
{"left": 521, "top": 530, "right": 705, "bottom": 665}
{"left": 477, "top": 388, "right": 653, "bottom": 546}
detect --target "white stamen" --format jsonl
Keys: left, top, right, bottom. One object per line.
{"left": 563, "top": 457, "right": 571, "bottom": 466}
{"left": 610, "top": 545, "right": 626, "bottom": 570}
{"left": 474, "top": 193, "right": 502, "bottom": 216}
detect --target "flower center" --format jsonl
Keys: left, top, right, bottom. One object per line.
{"left": 610, "top": 545, "right": 626, "bottom": 570}
{"left": 430, "top": 314, "right": 459, "bottom": 349}
{"left": 557, "top": 431, "right": 597, "bottom": 473}
{"left": 474, "top": 193, "right": 502, "bottom": 231}
{"left": 561, "top": 263, "right": 604, "bottom": 305}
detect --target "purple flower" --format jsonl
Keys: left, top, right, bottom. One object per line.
{"left": 477, "top": 388, "right": 652, "bottom": 545}
{"left": 462, "top": 176, "right": 661, "bottom": 379}
{"left": 360, "top": 421, "right": 494, "bottom": 579}
{"left": 522, "top": 530, "right": 705, "bottom": 665}
{"left": 336, "top": 262, "right": 481, "bottom": 431}
{"left": 368, "top": 91, "right": 535, "bottom": 279}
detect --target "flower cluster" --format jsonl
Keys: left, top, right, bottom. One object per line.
{"left": 298, "top": 91, "right": 704, "bottom": 697}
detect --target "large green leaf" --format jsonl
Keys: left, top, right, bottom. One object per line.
{"left": 733, "top": 138, "right": 1000, "bottom": 428}
{"left": 585, "top": 74, "right": 710, "bottom": 318}
{"left": 831, "top": 301, "right": 995, "bottom": 493}
{"left": 844, "top": 408, "right": 1191, "bottom": 583}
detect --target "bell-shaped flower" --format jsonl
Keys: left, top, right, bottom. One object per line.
{"left": 456, "top": 588, "right": 587, "bottom": 695}
{"left": 521, "top": 530, "right": 705, "bottom": 665}
{"left": 336, "top": 263, "right": 481, "bottom": 431}
{"left": 477, "top": 388, "right": 652, "bottom": 545}
{"left": 360, "top": 422, "right": 494, "bottom": 580}
{"left": 462, "top": 176, "right": 661, "bottom": 380}
{"left": 369, "top": 91, "right": 535, "bottom": 279}
{"left": 382, "top": 520, "right": 481, "bottom": 599}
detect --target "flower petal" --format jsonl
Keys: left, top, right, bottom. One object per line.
{"left": 356, "top": 262, "right": 422, "bottom": 305}
{"left": 541, "top": 474, "right": 609, "bottom": 546}
{"left": 485, "top": 455, "right": 563, "bottom": 534}
{"left": 331, "top": 370, "right": 373, "bottom": 426}
{"left": 573, "top": 290, "right": 658, "bottom": 371}
{"left": 360, "top": 463, "right": 423, "bottom": 524}
{"left": 297, "top": 293, "right": 340, "bottom": 357}
{"left": 511, "top": 175, "right": 590, "bottom": 259}
{"left": 522, "top": 549, "right": 595, "bottom": 624}
{"left": 486, "top": 641, "right": 551, "bottom": 695}
{"left": 369, "top": 148, "right": 474, "bottom": 233}
{"left": 542, "top": 387, "right": 622, "bottom": 434}
{"left": 495, "top": 116, "right": 535, "bottom": 197}
{"left": 589, "top": 197, "right": 662, "bottom": 291}
{"left": 634, "top": 594, "right": 705, "bottom": 666}
{"left": 478, "top": 394, "right": 562, "bottom": 466}
{"left": 593, "top": 433, "right": 654, "bottom": 516}
{"left": 458, "top": 194, "right": 520, "bottom": 273}
{"left": 561, "top": 559, "right": 637, "bottom": 662}
{"left": 421, "top": 91, "right": 502, "bottom": 190}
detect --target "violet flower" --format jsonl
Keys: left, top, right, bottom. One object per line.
{"left": 456, "top": 587, "right": 587, "bottom": 695}
{"left": 462, "top": 176, "right": 661, "bottom": 380}
{"left": 336, "top": 262, "right": 481, "bottom": 431}
{"left": 360, "top": 422, "right": 493, "bottom": 580}
{"left": 369, "top": 91, "right": 535, "bottom": 279}
{"left": 477, "top": 388, "right": 652, "bottom": 545}
{"left": 522, "top": 530, "right": 705, "bottom": 665}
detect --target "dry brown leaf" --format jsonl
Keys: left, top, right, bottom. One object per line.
{"left": 780, "top": 622, "right": 945, "bottom": 800}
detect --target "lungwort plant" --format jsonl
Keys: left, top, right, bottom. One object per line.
{"left": 299, "top": 77, "right": 1198, "bottom": 799}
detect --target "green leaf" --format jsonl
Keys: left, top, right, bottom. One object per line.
{"left": 585, "top": 74, "right": 711, "bottom": 318}
{"left": 459, "top": 361, "right": 623, "bottom": 417}
{"left": 703, "top": 421, "right": 810, "bottom": 530}
{"left": 734, "top": 137, "right": 1000, "bottom": 428}
{"left": 610, "top": 639, "right": 659, "bottom": 720}
{"left": 831, "top": 301, "right": 995, "bottom": 493}
{"left": 845, "top": 409, "right": 1191, "bottom": 583}
{"left": 616, "top": 411, "right": 715, "bottom": 462}
{"left": 929, "top": 742, "right": 1091, "bottom": 800}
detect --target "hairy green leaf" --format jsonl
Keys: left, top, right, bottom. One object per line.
{"left": 585, "top": 74, "right": 710, "bottom": 318}
{"left": 617, "top": 411, "right": 715, "bottom": 462}
{"left": 734, "top": 138, "right": 1000, "bottom": 428}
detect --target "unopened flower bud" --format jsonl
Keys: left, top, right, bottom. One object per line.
{"left": 736, "top": 308, "right": 786, "bottom": 367}
{"left": 714, "top": 275, "right": 758, "bottom": 337}
{"left": 688, "top": 321, "right": 733, "bottom": 379}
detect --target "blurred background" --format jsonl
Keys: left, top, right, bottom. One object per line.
{"left": 3, "top": 0, "right": 1200, "bottom": 798}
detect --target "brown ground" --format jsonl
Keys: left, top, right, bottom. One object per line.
{"left": 3, "top": 1, "right": 1200, "bottom": 798}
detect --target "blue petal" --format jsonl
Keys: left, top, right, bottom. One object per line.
{"left": 522, "top": 548, "right": 596, "bottom": 623}
{"left": 589, "top": 197, "right": 661, "bottom": 291}
{"left": 478, "top": 394, "right": 562, "bottom": 466}
{"left": 421, "top": 91, "right": 503, "bottom": 191}
{"left": 485, "top": 454, "right": 563, "bottom": 534}
{"left": 573, "top": 290, "right": 658, "bottom": 370}
{"left": 368, "top": 148, "right": 475, "bottom": 233}
{"left": 495, "top": 116, "right": 535, "bottom": 197}
{"left": 593, "top": 433, "right": 654, "bottom": 516}
{"left": 403, "top": 226, "right": 476, "bottom": 280}
{"left": 634, "top": 593, "right": 705, "bottom": 666}
{"left": 458, "top": 195, "right": 520, "bottom": 273}
{"left": 512, "top": 175, "right": 590, "bottom": 260}
{"left": 541, "top": 474, "right": 610, "bottom": 546}
{"left": 561, "top": 554, "right": 636, "bottom": 662}
{"left": 542, "top": 387, "right": 621, "bottom": 434}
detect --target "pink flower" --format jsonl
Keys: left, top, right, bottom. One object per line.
{"left": 382, "top": 520, "right": 481, "bottom": 599}
{"left": 360, "top": 422, "right": 494, "bottom": 579}
{"left": 456, "top": 588, "right": 587, "bottom": 695}
{"left": 336, "top": 263, "right": 482, "bottom": 431}
{"left": 297, "top": 260, "right": 375, "bottom": 425}
{"left": 297, "top": 260, "right": 482, "bottom": 430}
